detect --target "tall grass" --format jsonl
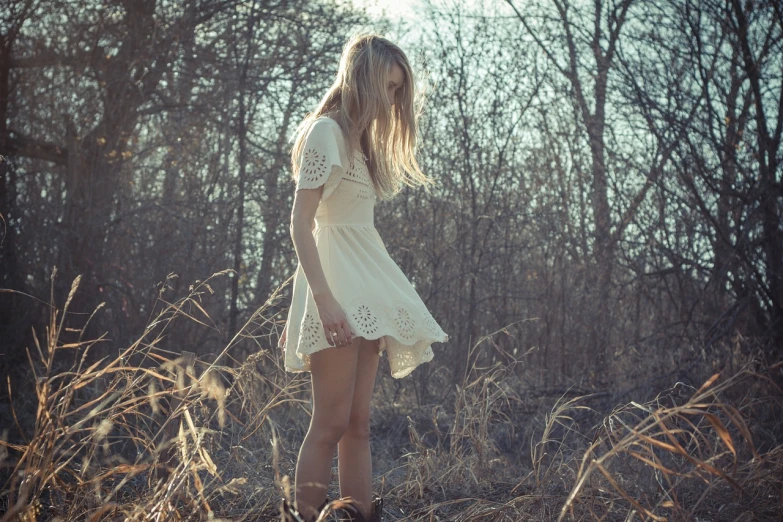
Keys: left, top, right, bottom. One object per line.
{"left": 1, "top": 271, "right": 781, "bottom": 521}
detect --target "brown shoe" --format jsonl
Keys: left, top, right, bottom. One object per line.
{"left": 341, "top": 495, "right": 383, "bottom": 522}
{"left": 281, "top": 498, "right": 305, "bottom": 522}
{"left": 369, "top": 495, "right": 383, "bottom": 522}
{"left": 281, "top": 498, "right": 329, "bottom": 522}
{"left": 316, "top": 498, "right": 330, "bottom": 520}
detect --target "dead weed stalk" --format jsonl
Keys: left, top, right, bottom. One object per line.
{"left": 0, "top": 269, "right": 297, "bottom": 521}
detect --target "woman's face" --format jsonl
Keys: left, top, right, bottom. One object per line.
{"left": 386, "top": 62, "right": 404, "bottom": 109}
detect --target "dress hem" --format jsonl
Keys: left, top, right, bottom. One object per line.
{"left": 284, "top": 332, "right": 447, "bottom": 379}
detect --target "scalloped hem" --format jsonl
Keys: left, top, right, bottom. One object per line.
{"left": 284, "top": 332, "right": 447, "bottom": 379}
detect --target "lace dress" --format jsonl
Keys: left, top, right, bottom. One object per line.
{"left": 283, "top": 116, "right": 448, "bottom": 379}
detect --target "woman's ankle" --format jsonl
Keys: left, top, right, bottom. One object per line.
{"left": 281, "top": 497, "right": 328, "bottom": 522}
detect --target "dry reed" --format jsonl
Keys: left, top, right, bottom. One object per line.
{"left": 1, "top": 270, "right": 781, "bottom": 521}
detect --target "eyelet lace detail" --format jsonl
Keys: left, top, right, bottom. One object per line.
{"left": 343, "top": 178, "right": 375, "bottom": 200}
{"left": 286, "top": 295, "right": 447, "bottom": 379}
{"left": 395, "top": 308, "right": 416, "bottom": 341}
{"left": 353, "top": 304, "right": 380, "bottom": 334}
{"left": 295, "top": 298, "right": 447, "bottom": 353}
{"left": 301, "top": 148, "right": 327, "bottom": 183}
{"left": 300, "top": 312, "right": 321, "bottom": 348}
{"left": 341, "top": 158, "right": 376, "bottom": 200}
{"left": 423, "top": 314, "right": 442, "bottom": 336}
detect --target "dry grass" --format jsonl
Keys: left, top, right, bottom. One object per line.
{"left": 1, "top": 271, "right": 781, "bottom": 521}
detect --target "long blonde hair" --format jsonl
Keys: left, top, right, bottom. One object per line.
{"left": 291, "top": 33, "right": 431, "bottom": 199}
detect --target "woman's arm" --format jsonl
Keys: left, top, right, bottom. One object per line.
{"left": 278, "top": 219, "right": 316, "bottom": 350}
{"left": 290, "top": 187, "right": 353, "bottom": 347}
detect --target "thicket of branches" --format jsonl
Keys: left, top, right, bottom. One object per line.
{"left": 1, "top": 0, "right": 781, "bottom": 410}
{"left": 0, "top": 271, "right": 780, "bottom": 520}
{"left": 1, "top": 0, "right": 782, "bottom": 519}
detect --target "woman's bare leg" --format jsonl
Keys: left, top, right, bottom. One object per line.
{"left": 294, "top": 339, "right": 361, "bottom": 520}
{"left": 337, "top": 338, "right": 381, "bottom": 518}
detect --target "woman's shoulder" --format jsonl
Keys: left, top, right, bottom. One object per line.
{"left": 313, "top": 114, "right": 341, "bottom": 125}
{"left": 299, "top": 115, "right": 351, "bottom": 169}
{"left": 306, "top": 115, "right": 343, "bottom": 138}
{"left": 306, "top": 116, "right": 348, "bottom": 150}
{"left": 309, "top": 114, "right": 342, "bottom": 132}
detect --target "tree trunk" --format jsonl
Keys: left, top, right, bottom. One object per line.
{"left": 0, "top": 35, "right": 17, "bottom": 289}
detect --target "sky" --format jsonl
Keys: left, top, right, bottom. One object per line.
{"left": 348, "top": 0, "right": 505, "bottom": 39}
{"left": 354, "top": 0, "right": 420, "bottom": 21}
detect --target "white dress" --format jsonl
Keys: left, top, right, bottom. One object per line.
{"left": 283, "top": 116, "right": 448, "bottom": 379}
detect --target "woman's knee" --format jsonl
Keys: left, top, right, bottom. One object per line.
{"left": 344, "top": 413, "right": 371, "bottom": 440}
{"left": 309, "top": 415, "right": 351, "bottom": 446}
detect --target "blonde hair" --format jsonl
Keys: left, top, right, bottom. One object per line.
{"left": 291, "top": 33, "right": 431, "bottom": 199}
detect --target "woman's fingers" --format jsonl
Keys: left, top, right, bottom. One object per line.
{"left": 318, "top": 302, "right": 354, "bottom": 347}
{"left": 333, "top": 322, "right": 349, "bottom": 346}
{"left": 321, "top": 320, "right": 353, "bottom": 347}
{"left": 323, "top": 324, "right": 336, "bottom": 346}
{"left": 313, "top": 295, "right": 358, "bottom": 347}
{"left": 340, "top": 321, "right": 353, "bottom": 346}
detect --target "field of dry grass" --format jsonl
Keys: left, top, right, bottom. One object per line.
{"left": 1, "top": 271, "right": 781, "bottom": 521}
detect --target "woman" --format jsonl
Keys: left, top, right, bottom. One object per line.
{"left": 280, "top": 33, "right": 448, "bottom": 522}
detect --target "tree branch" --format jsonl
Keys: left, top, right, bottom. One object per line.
{"left": 5, "top": 132, "right": 67, "bottom": 165}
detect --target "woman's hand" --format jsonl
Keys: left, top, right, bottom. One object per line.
{"left": 314, "top": 292, "right": 353, "bottom": 347}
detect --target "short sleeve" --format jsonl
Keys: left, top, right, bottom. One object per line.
{"left": 296, "top": 119, "right": 347, "bottom": 200}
